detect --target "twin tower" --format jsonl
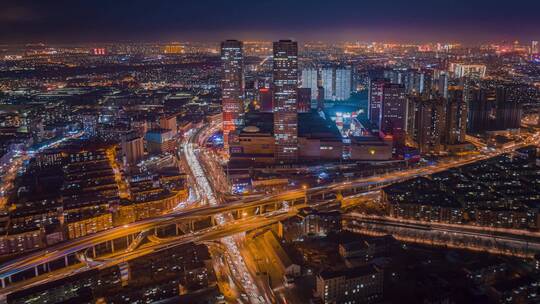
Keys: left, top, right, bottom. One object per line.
{"left": 221, "top": 40, "right": 299, "bottom": 163}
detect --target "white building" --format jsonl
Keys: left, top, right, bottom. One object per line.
{"left": 452, "top": 63, "right": 486, "bottom": 79}
{"left": 301, "top": 68, "right": 318, "bottom": 100}
{"left": 321, "top": 67, "right": 352, "bottom": 101}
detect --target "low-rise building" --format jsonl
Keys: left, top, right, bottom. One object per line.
{"left": 316, "top": 265, "right": 383, "bottom": 304}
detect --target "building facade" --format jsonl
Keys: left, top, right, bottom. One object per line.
{"left": 221, "top": 40, "right": 245, "bottom": 153}
{"left": 273, "top": 40, "right": 299, "bottom": 162}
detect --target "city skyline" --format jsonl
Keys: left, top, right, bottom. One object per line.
{"left": 1, "top": 3, "right": 540, "bottom": 303}
{"left": 2, "top": 0, "right": 540, "bottom": 44}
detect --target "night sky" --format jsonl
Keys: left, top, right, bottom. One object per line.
{"left": 2, "top": 0, "right": 540, "bottom": 44}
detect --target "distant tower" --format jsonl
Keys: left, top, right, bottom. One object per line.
{"left": 221, "top": 40, "right": 244, "bottom": 154}
{"left": 273, "top": 40, "right": 299, "bottom": 163}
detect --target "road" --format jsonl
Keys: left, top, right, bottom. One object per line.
{"left": 0, "top": 211, "right": 294, "bottom": 297}
{"left": 344, "top": 214, "right": 540, "bottom": 258}
{"left": 0, "top": 128, "right": 537, "bottom": 297}
{"left": 182, "top": 120, "right": 271, "bottom": 304}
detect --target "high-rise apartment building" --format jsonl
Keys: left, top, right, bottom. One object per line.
{"left": 452, "top": 63, "right": 486, "bottom": 78}
{"left": 221, "top": 40, "right": 245, "bottom": 153}
{"left": 321, "top": 68, "right": 334, "bottom": 100}
{"left": 532, "top": 41, "right": 539, "bottom": 54}
{"left": 410, "top": 97, "right": 446, "bottom": 154}
{"left": 335, "top": 68, "right": 352, "bottom": 100}
{"left": 368, "top": 78, "right": 389, "bottom": 128}
{"left": 321, "top": 68, "right": 351, "bottom": 101}
{"left": 444, "top": 87, "right": 468, "bottom": 145}
{"left": 121, "top": 133, "right": 144, "bottom": 166}
{"left": 495, "top": 87, "right": 523, "bottom": 130}
{"left": 466, "top": 87, "right": 495, "bottom": 133}
{"left": 301, "top": 68, "right": 319, "bottom": 100}
{"left": 273, "top": 40, "right": 299, "bottom": 162}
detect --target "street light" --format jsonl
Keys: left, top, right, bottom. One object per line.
{"left": 302, "top": 184, "right": 308, "bottom": 204}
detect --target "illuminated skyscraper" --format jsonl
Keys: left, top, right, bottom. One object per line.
{"left": 221, "top": 40, "right": 244, "bottom": 153}
{"left": 273, "top": 40, "right": 299, "bottom": 162}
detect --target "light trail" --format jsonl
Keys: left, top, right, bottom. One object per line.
{"left": 183, "top": 127, "right": 269, "bottom": 304}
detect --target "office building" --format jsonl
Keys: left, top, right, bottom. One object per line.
{"left": 301, "top": 68, "right": 319, "bottom": 100}
{"left": 221, "top": 40, "right": 245, "bottom": 153}
{"left": 379, "top": 83, "right": 407, "bottom": 149}
{"left": 273, "top": 40, "right": 299, "bottom": 162}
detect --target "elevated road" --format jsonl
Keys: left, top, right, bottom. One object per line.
{"left": 0, "top": 128, "right": 538, "bottom": 296}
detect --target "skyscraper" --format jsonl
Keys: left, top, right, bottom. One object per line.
{"left": 301, "top": 68, "right": 319, "bottom": 100}
{"left": 221, "top": 40, "right": 244, "bottom": 154}
{"left": 368, "top": 78, "right": 389, "bottom": 127}
{"left": 380, "top": 83, "right": 407, "bottom": 149}
{"left": 273, "top": 40, "right": 299, "bottom": 162}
